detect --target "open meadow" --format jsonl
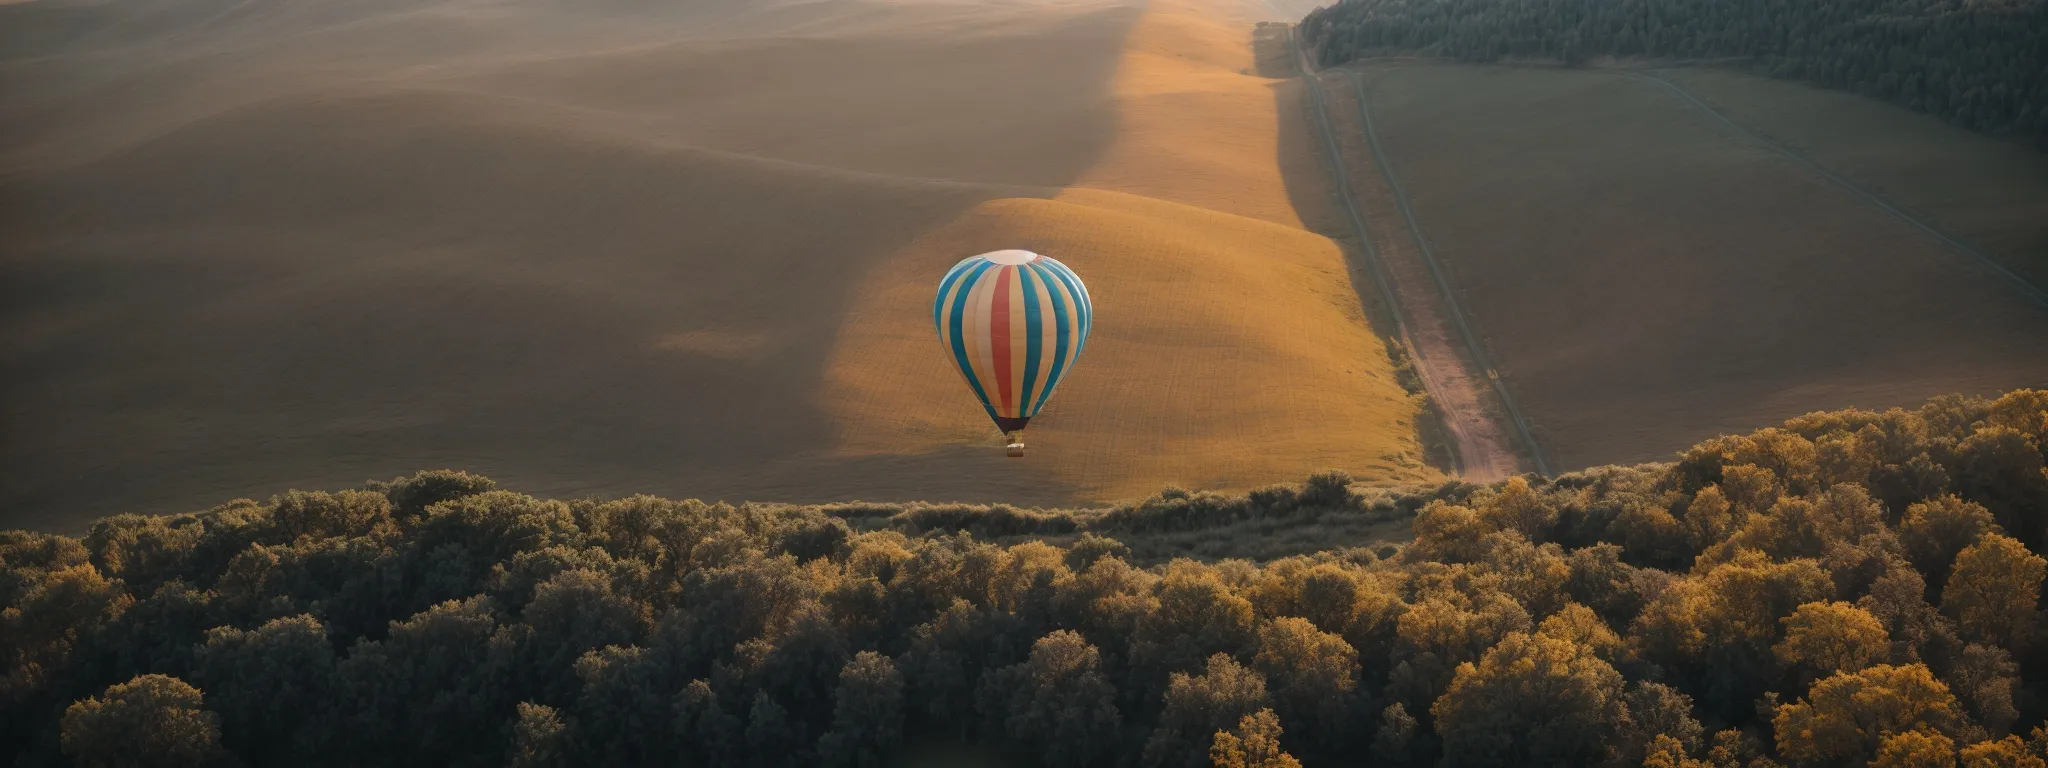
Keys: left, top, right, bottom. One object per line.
{"left": 0, "top": 0, "right": 1431, "bottom": 531}
{"left": 1660, "top": 69, "right": 2048, "bottom": 287}
{"left": 1346, "top": 64, "right": 2048, "bottom": 470}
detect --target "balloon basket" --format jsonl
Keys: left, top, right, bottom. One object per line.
{"left": 1005, "top": 433, "right": 1025, "bottom": 458}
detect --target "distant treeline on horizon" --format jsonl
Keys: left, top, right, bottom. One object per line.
{"left": 1300, "top": 0, "right": 2048, "bottom": 147}
{"left": 5, "top": 389, "right": 2048, "bottom": 767}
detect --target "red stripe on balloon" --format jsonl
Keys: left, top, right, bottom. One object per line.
{"left": 991, "top": 266, "right": 1013, "bottom": 415}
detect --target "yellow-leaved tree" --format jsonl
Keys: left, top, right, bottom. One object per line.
{"left": 1209, "top": 708, "right": 1301, "bottom": 768}
{"left": 1773, "top": 600, "right": 1889, "bottom": 675}
{"left": 1872, "top": 729, "right": 1956, "bottom": 768}
{"left": 1773, "top": 663, "right": 1963, "bottom": 765}
{"left": 1942, "top": 533, "right": 2046, "bottom": 651}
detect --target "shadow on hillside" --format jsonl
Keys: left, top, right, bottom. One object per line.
{"left": 1259, "top": 26, "right": 1461, "bottom": 475}
{"left": 0, "top": 1, "right": 1144, "bottom": 531}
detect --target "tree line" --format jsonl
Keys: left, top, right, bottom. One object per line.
{"left": 1298, "top": 0, "right": 2048, "bottom": 148}
{"left": 4, "top": 389, "right": 2048, "bottom": 767}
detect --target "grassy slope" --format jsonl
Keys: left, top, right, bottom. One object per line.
{"left": 1, "top": 0, "right": 1429, "bottom": 531}
{"left": 820, "top": 0, "right": 1435, "bottom": 505}
{"left": 1352, "top": 64, "right": 2048, "bottom": 470}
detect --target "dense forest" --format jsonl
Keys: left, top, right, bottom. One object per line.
{"left": 1297, "top": 0, "right": 2048, "bottom": 147}
{"left": 5, "top": 390, "right": 2048, "bottom": 767}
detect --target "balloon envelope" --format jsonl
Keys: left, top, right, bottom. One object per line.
{"left": 933, "top": 249, "right": 1092, "bottom": 433}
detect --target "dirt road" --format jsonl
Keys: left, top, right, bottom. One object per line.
{"left": 1295, "top": 34, "right": 1537, "bottom": 481}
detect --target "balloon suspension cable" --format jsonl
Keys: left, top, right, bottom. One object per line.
{"left": 1005, "top": 431, "right": 1025, "bottom": 458}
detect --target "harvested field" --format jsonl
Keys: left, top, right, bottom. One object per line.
{"left": 1659, "top": 69, "right": 2048, "bottom": 288}
{"left": 0, "top": 0, "right": 1428, "bottom": 531}
{"left": 1350, "top": 64, "right": 2048, "bottom": 470}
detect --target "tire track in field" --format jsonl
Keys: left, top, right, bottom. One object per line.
{"left": 1623, "top": 71, "right": 2048, "bottom": 309}
{"left": 1289, "top": 29, "right": 1449, "bottom": 474}
{"left": 1339, "top": 67, "right": 1552, "bottom": 477}
{"left": 1293, "top": 30, "right": 1534, "bottom": 480}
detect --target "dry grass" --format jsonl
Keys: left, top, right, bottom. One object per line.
{"left": 822, "top": 190, "right": 1435, "bottom": 505}
{"left": 1351, "top": 63, "right": 2048, "bottom": 470}
{"left": 0, "top": 0, "right": 1429, "bottom": 531}
{"left": 819, "top": 0, "right": 1432, "bottom": 505}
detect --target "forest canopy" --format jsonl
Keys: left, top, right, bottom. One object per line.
{"left": 5, "top": 389, "right": 2048, "bottom": 767}
{"left": 1298, "top": 0, "right": 2048, "bottom": 147}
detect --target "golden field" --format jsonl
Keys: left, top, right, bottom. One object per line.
{"left": 0, "top": 0, "right": 1429, "bottom": 529}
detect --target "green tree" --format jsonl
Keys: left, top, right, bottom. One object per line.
{"left": 1773, "top": 600, "right": 1888, "bottom": 675}
{"left": 1959, "top": 734, "right": 2046, "bottom": 768}
{"left": 1397, "top": 589, "right": 1530, "bottom": 666}
{"left": 1773, "top": 664, "right": 1963, "bottom": 765}
{"left": 1301, "top": 470, "right": 1356, "bottom": 509}
{"left": 1617, "top": 503, "right": 1692, "bottom": 568}
{"left": 900, "top": 599, "right": 1027, "bottom": 734}
{"left": 1479, "top": 531, "right": 1571, "bottom": 617}
{"left": 745, "top": 690, "right": 805, "bottom": 768}
{"left": 567, "top": 645, "right": 671, "bottom": 766}
{"left": 60, "top": 675, "right": 226, "bottom": 768}
{"left": 314, "top": 596, "right": 511, "bottom": 766}
{"left": 1065, "top": 534, "right": 1130, "bottom": 571}
{"left": 1131, "top": 561, "right": 1256, "bottom": 694}
{"left": 1476, "top": 476, "right": 1558, "bottom": 540}
{"left": 1859, "top": 558, "right": 1963, "bottom": 667}
{"left": 83, "top": 514, "right": 203, "bottom": 594}
{"left": 1684, "top": 486, "right": 1739, "bottom": 552}
{"left": 1209, "top": 708, "right": 1302, "bottom": 768}
{"left": 1431, "top": 632, "right": 1624, "bottom": 767}
{"left": 1564, "top": 544, "right": 1664, "bottom": 627}
{"left": 1629, "top": 549, "right": 1831, "bottom": 719}
{"left": 1536, "top": 601, "right": 1622, "bottom": 661}
{"left": 1370, "top": 703, "right": 1431, "bottom": 768}
{"left": 272, "top": 489, "right": 392, "bottom": 541}
{"left": 1251, "top": 617, "right": 1357, "bottom": 746}
{"left": 1144, "top": 653, "right": 1271, "bottom": 768}
{"left": 1873, "top": 729, "right": 1956, "bottom": 768}
{"left": 1410, "top": 502, "right": 1491, "bottom": 563}
{"left": 1614, "top": 681, "right": 1705, "bottom": 767}
{"left": 1944, "top": 643, "right": 2020, "bottom": 738}
{"left": 979, "top": 630, "right": 1121, "bottom": 767}
{"left": 1900, "top": 496, "right": 1999, "bottom": 592}
{"left": 518, "top": 569, "right": 649, "bottom": 703}
{"left": 0, "top": 529, "right": 90, "bottom": 608}
{"left": 191, "top": 614, "right": 334, "bottom": 762}
{"left": 506, "top": 703, "right": 567, "bottom": 768}
{"left": 1643, "top": 733, "right": 1712, "bottom": 768}
{"left": 818, "top": 651, "right": 905, "bottom": 768}
{"left": 2, "top": 562, "right": 133, "bottom": 702}
{"left": 1955, "top": 427, "right": 2048, "bottom": 552}
{"left": 1942, "top": 533, "right": 2045, "bottom": 651}
{"left": 1053, "top": 554, "right": 1156, "bottom": 655}
{"left": 675, "top": 680, "right": 741, "bottom": 767}
{"left": 386, "top": 469, "right": 496, "bottom": 520}
{"left": 1720, "top": 464, "right": 1786, "bottom": 516}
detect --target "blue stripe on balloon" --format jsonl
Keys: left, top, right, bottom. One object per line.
{"left": 1043, "top": 258, "right": 1091, "bottom": 359}
{"left": 945, "top": 260, "right": 996, "bottom": 415}
{"left": 1018, "top": 265, "right": 1043, "bottom": 417}
{"left": 933, "top": 258, "right": 976, "bottom": 330}
{"left": 1028, "top": 262, "right": 1071, "bottom": 417}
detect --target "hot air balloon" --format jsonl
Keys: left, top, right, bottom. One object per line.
{"left": 933, "top": 249, "right": 1092, "bottom": 457}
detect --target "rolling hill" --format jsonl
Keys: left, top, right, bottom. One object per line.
{"left": 0, "top": 0, "right": 1431, "bottom": 531}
